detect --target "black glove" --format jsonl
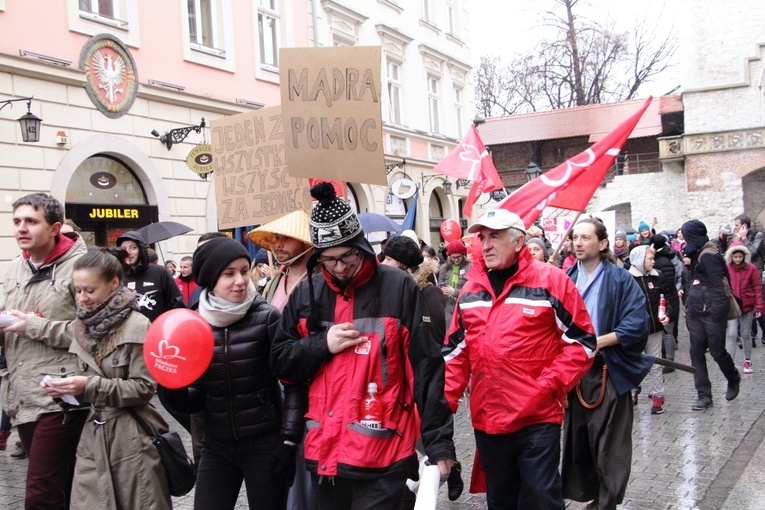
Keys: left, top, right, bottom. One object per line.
{"left": 269, "top": 437, "right": 298, "bottom": 486}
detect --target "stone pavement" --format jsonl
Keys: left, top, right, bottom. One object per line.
{"left": 1, "top": 320, "right": 764, "bottom": 509}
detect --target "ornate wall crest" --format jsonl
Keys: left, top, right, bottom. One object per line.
{"left": 80, "top": 34, "right": 138, "bottom": 118}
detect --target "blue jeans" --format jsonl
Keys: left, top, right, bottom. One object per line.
{"left": 475, "top": 423, "right": 565, "bottom": 510}
{"left": 193, "top": 432, "right": 288, "bottom": 510}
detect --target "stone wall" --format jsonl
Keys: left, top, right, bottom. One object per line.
{"left": 587, "top": 161, "right": 688, "bottom": 232}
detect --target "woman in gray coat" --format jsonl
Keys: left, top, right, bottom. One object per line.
{"left": 42, "top": 247, "right": 171, "bottom": 510}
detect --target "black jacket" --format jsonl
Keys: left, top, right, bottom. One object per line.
{"left": 123, "top": 264, "right": 185, "bottom": 322}
{"left": 686, "top": 242, "right": 731, "bottom": 320}
{"left": 653, "top": 246, "right": 681, "bottom": 322}
{"left": 168, "top": 295, "right": 305, "bottom": 442}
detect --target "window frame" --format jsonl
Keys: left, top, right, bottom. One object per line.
{"left": 257, "top": 0, "right": 280, "bottom": 72}
{"left": 453, "top": 85, "right": 463, "bottom": 137}
{"left": 387, "top": 60, "right": 403, "bottom": 125}
{"left": 428, "top": 75, "right": 440, "bottom": 134}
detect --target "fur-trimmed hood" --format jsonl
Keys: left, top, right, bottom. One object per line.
{"left": 412, "top": 258, "right": 440, "bottom": 290}
{"left": 725, "top": 241, "right": 751, "bottom": 264}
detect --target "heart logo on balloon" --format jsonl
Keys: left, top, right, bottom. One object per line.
{"left": 149, "top": 339, "right": 187, "bottom": 361}
{"left": 144, "top": 309, "right": 214, "bottom": 389}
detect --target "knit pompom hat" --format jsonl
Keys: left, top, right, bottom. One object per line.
{"left": 309, "top": 182, "right": 374, "bottom": 258}
{"left": 638, "top": 221, "right": 650, "bottom": 233}
{"left": 192, "top": 237, "right": 251, "bottom": 289}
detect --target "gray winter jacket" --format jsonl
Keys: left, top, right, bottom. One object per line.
{"left": 0, "top": 235, "right": 87, "bottom": 425}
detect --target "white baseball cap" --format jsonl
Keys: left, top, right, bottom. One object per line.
{"left": 468, "top": 209, "right": 527, "bottom": 234}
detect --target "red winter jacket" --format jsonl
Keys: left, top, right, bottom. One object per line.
{"left": 443, "top": 248, "right": 596, "bottom": 434}
{"left": 175, "top": 276, "right": 198, "bottom": 305}
{"left": 726, "top": 244, "right": 763, "bottom": 314}
{"left": 271, "top": 257, "right": 455, "bottom": 479}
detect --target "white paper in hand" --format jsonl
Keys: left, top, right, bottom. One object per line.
{"left": 413, "top": 464, "right": 441, "bottom": 510}
{"left": 42, "top": 375, "right": 80, "bottom": 406}
{"left": 0, "top": 313, "right": 19, "bottom": 328}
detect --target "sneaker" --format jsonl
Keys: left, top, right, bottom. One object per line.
{"left": 10, "top": 441, "right": 27, "bottom": 459}
{"left": 743, "top": 360, "right": 753, "bottom": 374}
{"left": 725, "top": 374, "right": 741, "bottom": 401}
{"left": 651, "top": 396, "right": 665, "bottom": 414}
{"left": 692, "top": 397, "right": 713, "bottom": 410}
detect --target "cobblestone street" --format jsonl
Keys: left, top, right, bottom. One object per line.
{"left": 1, "top": 321, "right": 764, "bottom": 509}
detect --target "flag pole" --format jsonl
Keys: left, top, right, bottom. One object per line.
{"left": 548, "top": 211, "right": 582, "bottom": 266}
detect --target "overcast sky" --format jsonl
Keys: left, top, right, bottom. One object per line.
{"left": 469, "top": 0, "right": 681, "bottom": 98}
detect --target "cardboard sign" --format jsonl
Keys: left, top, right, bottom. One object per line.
{"left": 280, "top": 46, "right": 386, "bottom": 185}
{"left": 210, "top": 106, "right": 311, "bottom": 229}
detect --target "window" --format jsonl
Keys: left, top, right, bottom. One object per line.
{"left": 69, "top": 0, "right": 137, "bottom": 42}
{"left": 421, "top": 0, "right": 433, "bottom": 22}
{"left": 79, "top": 0, "right": 115, "bottom": 18}
{"left": 428, "top": 76, "right": 440, "bottom": 133}
{"left": 446, "top": 0, "right": 456, "bottom": 35}
{"left": 78, "top": 0, "right": 126, "bottom": 27}
{"left": 387, "top": 61, "right": 402, "bottom": 125}
{"left": 453, "top": 86, "right": 463, "bottom": 135}
{"left": 188, "top": 0, "right": 220, "bottom": 51}
{"left": 258, "top": 0, "right": 280, "bottom": 69}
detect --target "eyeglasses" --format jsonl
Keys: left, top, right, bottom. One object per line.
{"left": 317, "top": 249, "right": 360, "bottom": 268}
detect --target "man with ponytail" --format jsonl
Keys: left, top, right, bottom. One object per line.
{"left": 271, "top": 182, "right": 456, "bottom": 510}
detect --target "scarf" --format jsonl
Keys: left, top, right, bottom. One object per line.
{"left": 197, "top": 280, "right": 257, "bottom": 328}
{"left": 614, "top": 246, "right": 629, "bottom": 259}
{"left": 75, "top": 286, "right": 137, "bottom": 366}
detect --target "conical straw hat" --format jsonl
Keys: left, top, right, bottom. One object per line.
{"left": 247, "top": 209, "right": 312, "bottom": 249}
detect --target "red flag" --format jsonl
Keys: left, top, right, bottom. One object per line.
{"left": 495, "top": 97, "right": 653, "bottom": 228}
{"left": 432, "top": 125, "right": 504, "bottom": 216}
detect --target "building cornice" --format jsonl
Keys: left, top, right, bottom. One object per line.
{"left": 0, "top": 51, "right": 252, "bottom": 116}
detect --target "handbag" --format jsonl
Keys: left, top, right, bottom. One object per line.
{"left": 722, "top": 276, "right": 743, "bottom": 321}
{"left": 127, "top": 407, "right": 196, "bottom": 497}
{"left": 728, "top": 294, "right": 743, "bottom": 321}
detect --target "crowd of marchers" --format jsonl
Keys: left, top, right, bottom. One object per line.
{"left": 1, "top": 189, "right": 762, "bottom": 510}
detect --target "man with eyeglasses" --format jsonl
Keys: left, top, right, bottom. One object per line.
{"left": 271, "top": 183, "right": 456, "bottom": 510}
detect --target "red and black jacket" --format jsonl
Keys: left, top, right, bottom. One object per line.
{"left": 270, "top": 257, "right": 455, "bottom": 479}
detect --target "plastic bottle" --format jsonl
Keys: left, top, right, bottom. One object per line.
{"left": 658, "top": 294, "right": 667, "bottom": 320}
{"left": 360, "top": 382, "right": 382, "bottom": 429}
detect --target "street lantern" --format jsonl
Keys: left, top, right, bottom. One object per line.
{"left": 0, "top": 97, "right": 42, "bottom": 143}
{"left": 443, "top": 179, "right": 452, "bottom": 195}
{"left": 525, "top": 161, "right": 542, "bottom": 182}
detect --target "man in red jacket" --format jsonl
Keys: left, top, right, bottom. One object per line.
{"left": 271, "top": 183, "right": 455, "bottom": 510}
{"left": 442, "top": 208, "right": 596, "bottom": 510}
{"left": 174, "top": 256, "right": 198, "bottom": 305}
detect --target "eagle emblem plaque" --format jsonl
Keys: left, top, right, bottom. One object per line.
{"left": 80, "top": 34, "right": 138, "bottom": 118}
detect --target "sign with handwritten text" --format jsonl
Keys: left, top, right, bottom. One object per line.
{"left": 280, "top": 46, "right": 386, "bottom": 185}
{"left": 210, "top": 106, "right": 310, "bottom": 229}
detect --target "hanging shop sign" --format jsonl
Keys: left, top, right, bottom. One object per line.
{"left": 391, "top": 178, "right": 417, "bottom": 199}
{"left": 187, "top": 144, "right": 214, "bottom": 176}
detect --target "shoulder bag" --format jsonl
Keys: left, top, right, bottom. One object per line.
{"left": 721, "top": 276, "right": 743, "bottom": 321}
{"left": 127, "top": 407, "right": 197, "bottom": 497}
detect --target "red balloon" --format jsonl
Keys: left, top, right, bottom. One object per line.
{"left": 440, "top": 219, "right": 462, "bottom": 242}
{"left": 143, "top": 309, "right": 214, "bottom": 389}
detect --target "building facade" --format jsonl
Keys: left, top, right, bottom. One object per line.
{"left": 0, "top": 0, "right": 476, "bottom": 278}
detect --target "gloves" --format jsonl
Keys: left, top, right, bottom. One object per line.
{"left": 269, "top": 437, "right": 298, "bottom": 486}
